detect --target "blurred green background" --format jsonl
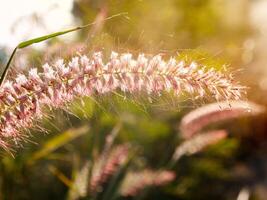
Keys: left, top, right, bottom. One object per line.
{"left": 1, "top": 0, "right": 267, "bottom": 199}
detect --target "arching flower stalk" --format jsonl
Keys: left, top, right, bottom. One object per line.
{"left": 90, "top": 145, "right": 129, "bottom": 194}
{"left": 0, "top": 52, "right": 244, "bottom": 149}
{"left": 172, "top": 130, "right": 228, "bottom": 162}
{"left": 180, "top": 100, "right": 264, "bottom": 138}
{"left": 120, "top": 170, "right": 176, "bottom": 197}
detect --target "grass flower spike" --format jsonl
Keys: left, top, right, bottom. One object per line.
{"left": 0, "top": 52, "right": 244, "bottom": 150}
{"left": 172, "top": 130, "right": 228, "bottom": 162}
{"left": 180, "top": 100, "right": 264, "bottom": 138}
{"left": 120, "top": 170, "right": 176, "bottom": 197}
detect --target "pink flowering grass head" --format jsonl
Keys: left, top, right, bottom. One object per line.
{"left": 120, "top": 169, "right": 176, "bottom": 197}
{"left": 90, "top": 144, "right": 129, "bottom": 194}
{"left": 180, "top": 100, "right": 265, "bottom": 138}
{"left": 172, "top": 130, "right": 228, "bottom": 162}
{"left": 0, "top": 51, "right": 245, "bottom": 150}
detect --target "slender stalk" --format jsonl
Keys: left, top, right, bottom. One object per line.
{"left": 0, "top": 12, "right": 128, "bottom": 86}
{"left": 0, "top": 47, "right": 18, "bottom": 86}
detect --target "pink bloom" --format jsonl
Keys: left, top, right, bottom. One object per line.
{"left": 120, "top": 170, "right": 176, "bottom": 197}
{"left": 0, "top": 52, "right": 244, "bottom": 149}
{"left": 172, "top": 130, "right": 228, "bottom": 161}
{"left": 180, "top": 100, "right": 264, "bottom": 138}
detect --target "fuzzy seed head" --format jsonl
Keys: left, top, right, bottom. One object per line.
{"left": 0, "top": 52, "right": 245, "bottom": 150}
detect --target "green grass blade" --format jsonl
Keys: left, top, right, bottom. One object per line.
{"left": 67, "top": 161, "right": 91, "bottom": 200}
{"left": 102, "top": 154, "right": 134, "bottom": 200}
{"left": 17, "top": 28, "right": 79, "bottom": 49}
{"left": 27, "top": 125, "right": 90, "bottom": 165}
{"left": 17, "top": 12, "right": 127, "bottom": 49}
{"left": 0, "top": 12, "right": 128, "bottom": 86}
{"left": 0, "top": 47, "right": 18, "bottom": 86}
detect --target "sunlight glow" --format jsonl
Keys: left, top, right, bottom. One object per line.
{"left": 0, "top": 0, "right": 75, "bottom": 49}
